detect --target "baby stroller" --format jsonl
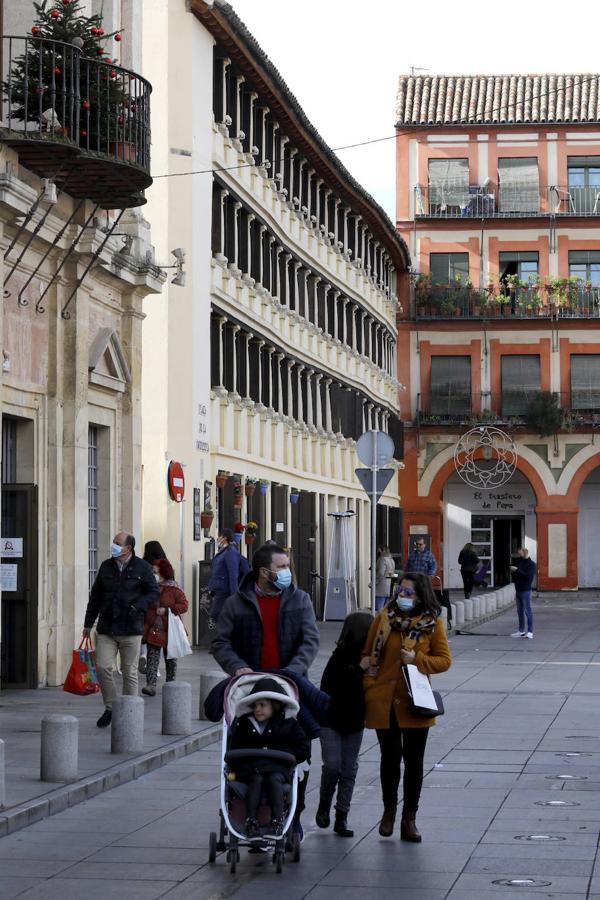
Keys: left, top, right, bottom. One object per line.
{"left": 208, "top": 672, "right": 302, "bottom": 874}
{"left": 473, "top": 560, "right": 490, "bottom": 589}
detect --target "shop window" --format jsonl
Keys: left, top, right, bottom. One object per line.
{"left": 429, "top": 252, "right": 469, "bottom": 284}
{"left": 498, "top": 158, "right": 539, "bottom": 213}
{"left": 501, "top": 355, "right": 540, "bottom": 415}
{"left": 430, "top": 356, "right": 471, "bottom": 416}
{"left": 571, "top": 355, "right": 600, "bottom": 411}
{"left": 428, "top": 158, "right": 469, "bottom": 214}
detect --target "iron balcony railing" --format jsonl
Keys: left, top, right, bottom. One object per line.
{"left": 1, "top": 34, "right": 151, "bottom": 174}
{"left": 414, "top": 181, "right": 600, "bottom": 219}
{"left": 412, "top": 283, "right": 600, "bottom": 319}
{"left": 416, "top": 391, "right": 600, "bottom": 428}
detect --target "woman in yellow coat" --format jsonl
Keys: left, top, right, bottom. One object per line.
{"left": 362, "top": 572, "right": 451, "bottom": 841}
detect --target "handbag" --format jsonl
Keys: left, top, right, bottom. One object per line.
{"left": 402, "top": 664, "right": 444, "bottom": 718}
{"left": 166, "top": 608, "right": 193, "bottom": 659}
{"left": 63, "top": 636, "right": 101, "bottom": 695}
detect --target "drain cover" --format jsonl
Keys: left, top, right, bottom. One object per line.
{"left": 493, "top": 879, "right": 552, "bottom": 887}
{"left": 514, "top": 834, "right": 566, "bottom": 841}
{"left": 535, "top": 799, "right": 580, "bottom": 807}
{"left": 545, "top": 774, "right": 587, "bottom": 780}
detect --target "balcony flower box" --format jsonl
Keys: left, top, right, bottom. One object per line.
{"left": 216, "top": 471, "right": 230, "bottom": 489}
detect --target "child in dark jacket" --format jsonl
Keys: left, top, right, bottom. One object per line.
{"left": 316, "top": 611, "right": 373, "bottom": 837}
{"left": 229, "top": 676, "right": 309, "bottom": 838}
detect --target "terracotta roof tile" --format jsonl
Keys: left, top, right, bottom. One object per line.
{"left": 396, "top": 74, "right": 600, "bottom": 126}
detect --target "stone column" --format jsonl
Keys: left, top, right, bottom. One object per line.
{"left": 111, "top": 696, "right": 144, "bottom": 754}
{"left": 342, "top": 297, "right": 349, "bottom": 346}
{"left": 216, "top": 189, "right": 229, "bottom": 262}
{"left": 307, "top": 168, "right": 315, "bottom": 219}
{"left": 332, "top": 290, "right": 341, "bottom": 341}
{"left": 292, "top": 260, "right": 302, "bottom": 312}
{"left": 231, "top": 324, "right": 241, "bottom": 397}
{"left": 351, "top": 303, "right": 358, "bottom": 350}
{"left": 258, "top": 105, "right": 269, "bottom": 163}
{"left": 217, "top": 316, "right": 226, "bottom": 388}
{"left": 244, "top": 331, "right": 253, "bottom": 399}
{"left": 315, "top": 373, "right": 324, "bottom": 430}
{"left": 333, "top": 197, "right": 340, "bottom": 244}
{"left": 298, "top": 158, "right": 306, "bottom": 209}
{"left": 306, "top": 369, "right": 315, "bottom": 427}
{"left": 324, "top": 377, "right": 333, "bottom": 433}
{"left": 162, "top": 682, "right": 192, "bottom": 736}
{"left": 248, "top": 91, "right": 258, "bottom": 151}
{"left": 322, "top": 282, "right": 330, "bottom": 335}
{"left": 256, "top": 339, "right": 265, "bottom": 406}
{"left": 258, "top": 224, "right": 266, "bottom": 287}
{"left": 312, "top": 275, "right": 322, "bottom": 326}
{"left": 361, "top": 397, "right": 367, "bottom": 432}
{"left": 276, "top": 352, "right": 285, "bottom": 414}
{"left": 221, "top": 58, "right": 230, "bottom": 125}
{"left": 245, "top": 213, "right": 255, "bottom": 277}
{"left": 282, "top": 253, "right": 292, "bottom": 306}
{"left": 288, "top": 146, "right": 298, "bottom": 202}
{"left": 302, "top": 268, "right": 310, "bottom": 320}
{"left": 272, "top": 122, "right": 280, "bottom": 172}
{"left": 267, "top": 235, "right": 276, "bottom": 294}
{"left": 286, "top": 360, "right": 295, "bottom": 418}
{"left": 324, "top": 188, "right": 332, "bottom": 235}
{"left": 274, "top": 244, "right": 283, "bottom": 299}
{"left": 343, "top": 206, "right": 350, "bottom": 252}
{"left": 296, "top": 364, "right": 305, "bottom": 424}
{"left": 235, "top": 74, "right": 245, "bottom": 143}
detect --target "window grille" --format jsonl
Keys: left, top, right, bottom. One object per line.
{"left": 88, "top": 425, "right": 99, "bottom": 590}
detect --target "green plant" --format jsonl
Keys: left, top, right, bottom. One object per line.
{"left": 526, "top": 391, "right": 565, "bottom": 436}
{"left": 202, "top": 502, "right": 213, "bottom": 514}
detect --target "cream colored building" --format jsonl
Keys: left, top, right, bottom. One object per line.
{"left": 1, "top": 0, "right": 163, "bottom": 686}
{"left": 142, "top": 0, "right": 410, "bottom": 619}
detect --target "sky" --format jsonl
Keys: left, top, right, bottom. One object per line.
{"left": 229, "top": 0, "right": 600, "bottom": 220}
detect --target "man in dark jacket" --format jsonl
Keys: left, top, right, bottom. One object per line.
{"left": 510, "top": 547, "right": 536, "bottom": 639}
{"left": 83, "top": 532, "right": 159, "bottom": 727}
{"left": 212, "top": 542, "right": 319, "bottom": 840}
{"left": 208, "top": 528, "right": 250, "bottom": 622}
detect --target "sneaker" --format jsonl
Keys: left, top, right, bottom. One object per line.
{"left": 96, "top": 709, "right": 112, "bottom": 728}
{"left": 526, "top": 632, "right": 533, "bottom": 639}
{"left": 141, "top": 686, "right": 156, "bottom": 696}
{"left": 269, "top": 817, "right": 284, "bottom": 838}
{"left": 245, "top": 818, "right": 260, "bottom": 840}
{"left": 511, "top": 631, "right": 526, "bottom": 637}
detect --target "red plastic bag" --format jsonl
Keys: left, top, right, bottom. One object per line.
{"left": 63, "top": 636, "right": 101, "bottom": 695}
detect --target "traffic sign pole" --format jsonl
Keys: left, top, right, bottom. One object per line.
{"left": 370, "top": 430, "right": 377, "bottom": 616}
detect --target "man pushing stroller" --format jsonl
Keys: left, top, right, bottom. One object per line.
{"left": 229, "top": 676, "right": 310, "bottom": 838}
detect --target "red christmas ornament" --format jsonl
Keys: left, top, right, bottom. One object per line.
{"left": 62, "top": 0, "right": 71, "bottom": 4}
{"left": 110, "top": 70, "right": 117, "bottom": 78}
{"left": 97, "top": 46, "right": 105, "bottom": 55}
{"left": 97, "top": 27, "right": 105, "bottom": 35}
{"left": 50, "top": 9, "right": 60, "bottom": 18}
{"left": 114, "top": 33, "right": 122, "bottom": 42}
{"left": 53, "top": 67, "right": 61, "bottom": 76}
{"left": 117, "top": 115, "right": 124, "bottom": 125}
{"left": 90, "top": 26, "right": 99, "bottom": 35}
{"left": 81, "top": 100, "right": 90, "bottom": 110}
{"left": 80, "top": 129, "right": 87, "bottom": 137}
{"left": 31, "top": 25, "right": 41, "bottom": 34}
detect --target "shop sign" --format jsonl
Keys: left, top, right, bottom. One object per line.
{"left": 471, "top": 489, "right": 528, "bottom": 511}
{"left": 1, "top": 538, "right": 23, "bottom": 558}
{"left": 0, "top": 563, "right": 17, "bottom": 591}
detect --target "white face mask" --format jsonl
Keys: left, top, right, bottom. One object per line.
{"left": 154, "top": 573, "right": 160, "bottom": 582}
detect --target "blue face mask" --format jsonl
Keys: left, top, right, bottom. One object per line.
{"left": 396, "top": 597, "right": 414, "bottom": 612}
{"left": 271, "top": 567, "right": 292, "bottom": 590}
{"left": 110, "top": 543, "right": 123, "bottom": 558}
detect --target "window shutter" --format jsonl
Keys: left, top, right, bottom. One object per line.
{"left": 428, "top": 158, "right": 469, "bottom": 210}
{"left": 501, "top": 355, "right": 540, "bottom": 414}
{"left": 498, "top": 158, "right": 539, "bottom": 213}
{"left": 430, "top": 356, "right": 471, "bottom": 415}
{"left": 571, "top": 356, "right": 600, "bottom": 410}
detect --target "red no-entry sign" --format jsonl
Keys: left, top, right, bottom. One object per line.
{"left": 167, "top": 461, "right": 185, "bottom": 502}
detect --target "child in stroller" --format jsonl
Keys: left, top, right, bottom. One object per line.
{"left": 229, "top": 676, "right": 310, "bottom": 839}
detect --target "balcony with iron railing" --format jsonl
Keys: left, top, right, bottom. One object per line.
{"left": 412, "top": 277, "right": 600, "bottom": 320}
{"left": 1, "top": 35, "right": 152, "bottom": 208}
{"left": 414, "top": 181, "right": 600, "bottom": 219}
{"left": 415, "top": 390, "right": 600, "bottom": 430}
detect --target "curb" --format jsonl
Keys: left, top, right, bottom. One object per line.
{"left": 450, "top": 600, "right": 514, "bottom": 635}
{"left": 0, "top": 723, "right": 222, "bottom": 838}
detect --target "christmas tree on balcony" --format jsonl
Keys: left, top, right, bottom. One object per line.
{"left": 4, "top": 0, "right": 132, "bottom": 155}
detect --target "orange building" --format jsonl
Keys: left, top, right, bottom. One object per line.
{"left": 395, "top": 73, "right": 600, "bottom": 591}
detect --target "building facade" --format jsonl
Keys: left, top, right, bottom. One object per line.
{"left": 396, "top": 73, "right": 600, "bottom": 591}
{"left": 1, "top": 0, "right": 162, "bottom": 686}
{"left": 142, "top": 0, "right": 409, "bottom": 621}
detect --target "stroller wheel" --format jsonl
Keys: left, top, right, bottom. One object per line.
{"left": 291, "top": 831, "right": 301, "bottom": 862}
{"left": 227, "top": 848, "right": 239, "bottom": 873}
{"left": 274, "top": 850, "right": 284, "bottom": 873}
{"left": 208, "top": 832, "right": 217, "bottom": 863}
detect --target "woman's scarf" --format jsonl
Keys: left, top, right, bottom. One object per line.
{"left": 365, "top": 605, "right": 437, "bottom": 677}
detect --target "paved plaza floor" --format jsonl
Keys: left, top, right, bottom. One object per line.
{"left": 0, "top": 592, "right": 599, "bottom": 899}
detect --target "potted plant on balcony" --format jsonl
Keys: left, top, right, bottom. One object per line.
{"left": 245, "top": 477, "right": 258, "bottom": 497}
{"left": 414, "top": 273, "right": 432, "bottom": 316}
{"left": 245, "top": 521, "right": 258, "bottom": 545}
{"left": 290, "top": 487, "right": 300, "bottom": 504}
{"left": 215, "top": 469, "right": 230, "bottom": 489}
{"left": 233, "top": 479, "right": 244, "bottom": 508}
{"left": 4, "top": 1, "right": 127, "bottom": 152}
{"left": 259, "top": 478, "right": 269, "bottom": 495}
{"left": 233, "top": 521, "right": 245, "bottom": 544}
{"left": 526, "top": 391, "right": 565, "bottom": 437}
{"left": 200, "top": 504, "right": 214, "bottom": 530}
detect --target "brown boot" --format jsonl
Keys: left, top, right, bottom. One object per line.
{"left": 400, "top": 812, "right": 422, "bottom": 842}
{"left": 378, "top": 805, "right": 397, "bottom": 837}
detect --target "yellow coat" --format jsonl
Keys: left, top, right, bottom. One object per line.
{"left": 363, "top": 615, "right": 452, "bottom": 730}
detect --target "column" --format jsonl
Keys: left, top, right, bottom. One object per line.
{"left": 245, "top": 213, "right": 255, "bottom": 276}
{"left": 244, "top": 332, "right": 253, "bottom": 399}
{"left": 315, "top": 373, "right": 324, "bottom": 430}
{"left": 342, "top": 297, "right": 349, "bottom": 346}
{"left": 282, "top": 253, "right": 292, "bottom": 306}
{"left": 258, "top": 224, "right": 266, "bottom": 287}
{"left": 273, "top": 244, "right": 283, "bottom": 299}
{"left": 288, "top": 146, "right": 298, "bottom": 202}
{"left": 258, "top": 106, "right": 269, "bottom": 162}
{"left": 292, "top": 260, "right": 302, "bottom": 312}
{"left": 367, "top": 402, "right": 374, "bottom": 430}
{"left": 343, "top": 207, "right": 350, "bottom": 252}
{"left": 217, "top": 189, "right": 229, "bottom": 260}
{"left": 361, "top": 224, "right": 367, "bottom": 270}
{"left": 298, "top": 158, "right": 305, "bottom": 209}
{"left": 312, "top": 275, "right": 322, "bottom": 326}
{"left": 302, "top": 269, "right": 310, "bottom": 320}
{"left": 221, "top": 58, "right": 230, "bottom": 124}
{"left": 286, "top": 360, "right": 294, "bottom": 419}
{"left": 256, "top": 339, "right": 265, "bottom": 406}
{"left": 272, "top": 122, "right": 280, "bottom": 172}
{"left": 267, "top": 235, "right": 275, "bottom": 294}
{"left": 235, "top": 74, "right": 245, "bottom": 142}
{"left": 351, "top": 303, "right": 358, "bottom": 351}
{"left": 307, "top": 168, "right": 315, "bottom": 219}
{"left": 332, "top": 290, "right": 341, "bottom": 341}
{"left": 306, "top": 369, "right": 314, "bottom": 427}
{"left": 322, "top": 282, "right": 330, "bottom": 334}
{"left": 231, "top": 201, "right": 242, "bottom": 271}
{"left": 278, "top": 135, "right": 289, "bottom": 188}
{"left": 217, "top": 316, "right": 226, "bottom": 387}
{"left": 296, "top": 364, "right": 305, "bottom": 424}
{"left": 324, "top": 378, "right": 333, "bottom": 433}
{"left": 248, "top": 91, "right": 258, "bottom": 151}
{"left": 276, "top": 352, "right": 285, "bottom": 414}
{"left": 354, "top": 216, "right": 360, "bottom": 260}
{"left": 324, "top": 188, "right": 332, "bottom": 234}
{"left": 267, "top": 346, "right": 275, "bottom": 409}
{"left": 333, "top": 197, "right": 340, "bottom": 244}
{"left": 361, "top": 398, "right": 367, "bottom": 432}
{"left": 231, "top": 324, "right": 240, "bottom": 395}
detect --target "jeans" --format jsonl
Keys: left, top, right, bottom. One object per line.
{"left": 95, "top": 633, "right": 142, "bottom": 710}
{"left": 461, "top": 570, "right": 475, "bottom": 599}
{"left": 319, "top": 727, "right": 364, "bottom": 813}
{"left": 376, "top": 713, "right": 429, "bottom": 813}
{"left": 375, "top": 595, "right": 389, "bottom": 611}
{"left": 515, "top": 590, "right": 533, "bottom": 633}
{"left": 146, "top": 645, "right": 177, "bottom": 686}
{"left": 245, "top": 771, "right": 287, "bottom": 820}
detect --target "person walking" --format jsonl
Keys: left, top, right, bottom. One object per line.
{"left": 375, "top": 546, "right": 396, "bottom": 611}
{"left": 208, "top": 528, "right": 250, "bottom": 623}
{"left": 142, "top": 557, "right": 189, "bottom": 696}
{"left": 406, "top": 538, "right": 437, "bottom": 579}
{"left": 510, "top": 547, "right": 536, "bottom": 639}
{"left": 362, "top": 572, "right": 451, "bottom": 842}
{"left": 458, "top": 542, "right": 479, "bottom": 599}
{"left": 212, "top": 542, "right": 320, "bottom": 842}
{"left": 139, "top": 541, "right": 168, "bottom": 674}
{"left": 316, "top": 611, "right": 373, "bottom": 838}
{"left": 83, "top": 532, "right": 159, "bottom": 728}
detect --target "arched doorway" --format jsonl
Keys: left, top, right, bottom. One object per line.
{"left": 577, "top": 466, "right": 600, "bottom": 587}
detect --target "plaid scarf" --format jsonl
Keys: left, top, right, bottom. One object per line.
{"left": 365, "top": 606, "right": 438, "bottom": 677}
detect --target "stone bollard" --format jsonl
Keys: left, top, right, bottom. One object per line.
{"left": 462, "top": 598, "right": 473, "bottom": 621}
{"left": 488, "top": 594, "right": 497, "bottom": 612}
{"left": 111, "top": 696, "right": 144, "bottom": 754}
{"left": 162, "top": 681, "right": 192, "bottom": 735}
{"left": 472, "top": 597, "right": 481, "bottom": 618}
{"left": 453, "top": 600, "right": 465, "bottom": 626}
{"left": 199, "top": 670, "right": 226, "bottom": 720}
{"left": 40, "top": 714, "right": 78, "bottom": 783}
{"left": 0, "top": 739, "right": 5, "bottom": 807}
{"left": 450, "top": 603, "right": 457, "bottom": 628}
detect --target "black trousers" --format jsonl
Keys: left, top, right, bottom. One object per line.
{"left": 461, "top": 570, "right": 475, "bottom": 599}
{"left": 245, "top": 771, "right": 287, "bottom": 820}
{"left": 376, "top": 713, "right": 429, "bottom": 813}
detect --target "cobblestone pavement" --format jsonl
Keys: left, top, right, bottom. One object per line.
{"left": 0, "top": 594, "right": 599, "bottom": 899}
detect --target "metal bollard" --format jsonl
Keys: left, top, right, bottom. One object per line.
{"left": 40, "top": 714, "right": 78, "bottom": 783}
{"left": 0, "top": 738, "right": 5, "bottom": 807}
{"left": 111, "top": 695, "right": 144, "bottom": 754}
{"left": 162, "top": 681, "right": 192, "bottom": 735}
{"left": 199, "top": 670, "right": 226, "bottom": 720}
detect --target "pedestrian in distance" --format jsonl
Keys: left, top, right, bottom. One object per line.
{"left": 229, "top": 677, "right": 310, "bottom": 839}
{"left": 139, "top": 540, "right": 168, "bottom": 674}
{"left": 362, "top": 572, "right": 451, "bottom": 842}
{"left": 316, "top": 611, "right": 373, "bottom": 838}
{"left": 510, "top": 547, "right": 536, "bottom": 639}
{"left": 375, "top": 545, "right": 396, "bottom": 611}
{"left": 458, "top": 542, "right": 479, "bottom": 599}
{"left": 83, "top": 532, "right": 159, "bottom": 728}
{"left": 212, "top": 542, "right": 320, "bottom": 842}
{"left": 208, "top": 528, "right": 250, "bottom": 623}
{"left": 406, "top": 538, "right": 437, "bottom": 579}
{"left": 142, "top": 557, "right": 189, "bottom": 696}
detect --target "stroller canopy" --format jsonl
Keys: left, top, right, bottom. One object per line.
{"left": 225, "top": 673, "right": 300, "bottom": 724}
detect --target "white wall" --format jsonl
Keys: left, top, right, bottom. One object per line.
{"left": 577, "top": 468, "right": 600, "bottom": 587}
